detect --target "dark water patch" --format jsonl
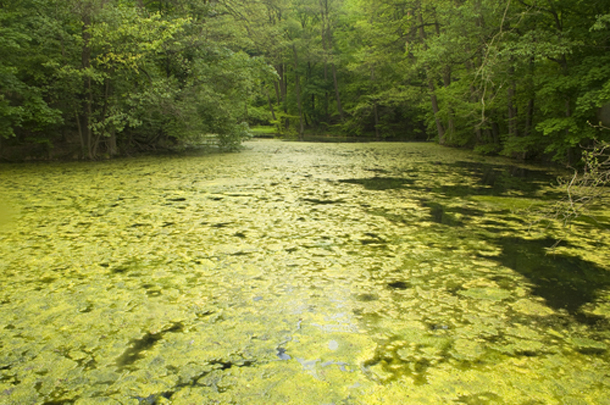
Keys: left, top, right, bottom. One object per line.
{"left": 481, "top": 219, "right": 510, "bottom": 228}
{"left": 42, "top": 400, "right": 74, "bottom": 405}
{"left": 363, "top": 352, "right": 430, "bottom": 386}
{"left": 572, "top": 214, "right": 610, "bottom": 230}
{"left": 302, "top": 197, "right": 344, "bottom": 205}
{"left": 445, "top": 284, "right": 464, "bottom": 294}
{"left": 425, "top": 202, "right": 462, "bottom": 226}
{"left": 130, "top": 223, "right": 151, "bottom": 228}
{"left": 110, "top": 266, "right": 128, "bottom": 274}
{"left": 211, "top": 222, "right": 232, "bottom": 228}
{"left": 161, "top": 362, "right": 234, "bottom": 397}
{"left": 339, "top": 177, "right": 414, "bottom": 191}
{"left": 429, "top": 324, "right": 449, "bottom": 331}
{"left": 166, "top": 197, "right": 187, "bottom": 202}
{"left": 277, "top": 347, "right": 291, "bottom": 360}
{"left": 573, "top": 312, "right": 609, "bottom": 329}
{"left": 360, "top": 239, "right": 386, "bottom": 247}
{"left": 116, "top": 333, "right": 162, "bottom": 368}
{"left": 387, "top": 281, "right": 410, "bottom": 290}
{"left": 514, "top": 349, "right": 540, "bottom": 357}
{"left": 446, "top": 161, "right": 561, "bottom": 198}
{"left": 195, "top": 309, "right": 215, "bottom": 318}
{"left": 365, "top": 168, "right": 390, "bottom": 174}
{"left": 367, "top": 209, "right": 410, "bottom": 224}
{"left": 407, "top": 161, "right": 562, "bottom": 199}
{"left": 228, "top": 250, "right": 255, "bottom": 256}
{"left": 210, "top": 358, "right": 256, "bottom": 370}
{"left": 116, "top": 323, "right": 184, "bottom": 369}
{"left": 75, "top": 356, "right": 97, "bottom": 371}
{"left": 570, "top": 338, "right": 608, "bottom": 355}
{"left": 133, "top": 392, "right": 173, "bottom": 405}
{"left": 359, "top": 232, "right": 387, "bottom": 246}
{"left": 421, "top": 201, "right": 483, "bottom": 226}
{"left": 493, "top": 237, "right": 610, "bottom": 321}
{"left": 78, "top": 303, "right": 93, "bottom": 313}
{"left": 457, "top": 392, "right": 502, "bottom": 405}
{"left": 298, "top": 135, "right": 364, "bottom": 143}
{"left": 355, "top": 293, "right": 379, "bottom": 302}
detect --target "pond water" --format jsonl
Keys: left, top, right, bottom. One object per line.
{"left": 1, "top": 140, "right": 609, "bottom": 404}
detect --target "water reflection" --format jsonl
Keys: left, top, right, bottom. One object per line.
{"left": 446, "top": 161, "right": 561, "bottom": 198}
{"left": 495, "top": 236, "right": 610, "bottom": 323}
{"left": 338, "top": 177, "right": 414, "bottom": 190}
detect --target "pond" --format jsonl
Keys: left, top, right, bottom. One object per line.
{"left": 0, "top": 140, "right": 609, "bottom": 404}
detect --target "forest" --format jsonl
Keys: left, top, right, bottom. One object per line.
{"left": 1, "top": 0, "right": 609, "bottom": 163}
{"left": 2, "top": 2, "right": 610, "bottom": 403}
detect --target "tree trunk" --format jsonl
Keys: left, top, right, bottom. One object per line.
{"left": 273, "top": 78, "right": 281, "bottom": 107}
{"left": 94, "top": 77, "right": 112, "bottom": 158}
{"left": 331, "top": 63, "right": 344, "bottom": 121}
{"left": 108, "top": 130, "right": 117, "bottom": 156}
{"left": 373, "top": 102, "right": 380, "bottom": 141}
{"left": 442, "top": 66, "right": 454, "bottom": 143}
{"left": 507, "top": 66, "right": 518, "bottom": 141}
{"left": 277, "top": 64, "right": 287, "bottom": 111}
{"left": 75, "top": 111, "right": 85, "bottom": 157}
{"left": 465, "top": 52, "right": 483, "bottom": 143}
{"left": 321, "top": 0, "right": 344, "bottom": 121}
{"left": 523, "top": 58, "right": 536, "bottom": 140}
{"left": 417, "top": 9, "right": 445, "bottom": 144}
{"left": 266, "top": 88, "right": 277, "bottom": 121}
{"left": 321, "top": 0, "right": 330, "bottom": 120}
{"left": 566, "top": 97, "right": 573, "bottom": 165}
{"left": 281, "top": 63, "right": 288, "bottom": 108}
{"left": 492, "top": 121, "right": 500, "bottom": 145}
{"left": 81, "top": 12, "right": 93, "bottom": 159}
{"left": 371, "top": 67, "right": 380, "bottom": 140}
{"left": 524, "top": 98, "right": 534, "bottom": 138}
{"left": 292, "top": 45, "right": 304, "bottom": 140}
{"left": 428, "top": 79, "right": 445, "bottom": 144}
{"left": 322, "top": 32, "right": 330, "bottom": 120}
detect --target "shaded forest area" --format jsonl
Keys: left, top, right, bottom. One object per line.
{"left": 1, "top": 0, "right": 609, "bottom": 163}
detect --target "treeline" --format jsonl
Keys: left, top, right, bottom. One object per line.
{"left": 1, "top": 0, "right": 610, "bottom": 162}
{"left": 246, "top": 0, "right": 610, "bottom": 162}
{"left": 0, "top": 0, "right": 266, "bottom": 159}
{"left": 341, "top": 0, "right": 610, "bottom": 162}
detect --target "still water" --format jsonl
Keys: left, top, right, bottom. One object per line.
{"left": 0, "top": 140, "right": 609, "bottom": 404}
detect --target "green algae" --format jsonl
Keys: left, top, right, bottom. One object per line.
{"left": 0, "top": 140, "right": 609, "bottom": 404}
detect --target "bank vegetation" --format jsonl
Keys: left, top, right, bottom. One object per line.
{"left": 1, "top": 0, "right": 609, "bottom": 165}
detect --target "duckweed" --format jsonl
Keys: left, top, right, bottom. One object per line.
{"left": 0, "top": 140, "right": 609, "bottom": 404}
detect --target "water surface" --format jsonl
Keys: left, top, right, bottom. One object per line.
{"left": 1, "top": 140, "right": 609, "bottom": 404}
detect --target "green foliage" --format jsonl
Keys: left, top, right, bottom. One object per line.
{"left": 0, "top": 0, "right": 271, "bottom": 159}
{"left": 0, "top": 1, "right": 63, "bottom": 140}
{"left": 2, "top": 0, "right": 610, "bottom": 164}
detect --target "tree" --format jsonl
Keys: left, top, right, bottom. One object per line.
{"left": 0, "top": 0, "right": 269, "bottom": 159}
{"left": 0, "top": 0, "right": 63, "bottom": 148}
